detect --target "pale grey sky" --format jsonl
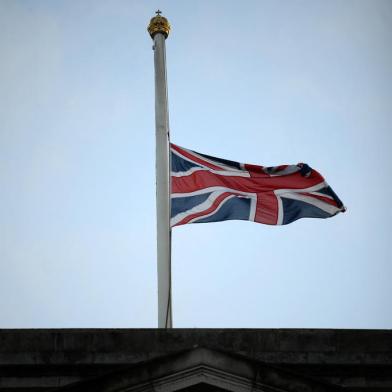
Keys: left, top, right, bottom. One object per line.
{"left": 1, "top": 0, "right": 391, "bottom": 328}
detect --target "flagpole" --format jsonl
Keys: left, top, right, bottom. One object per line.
{"left": 148, "top": 11, "right": 172, "bottom": 328}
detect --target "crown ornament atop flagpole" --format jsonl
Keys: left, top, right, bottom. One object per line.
{"left": 148, "top": 10, "right": 171, "bottom": 39}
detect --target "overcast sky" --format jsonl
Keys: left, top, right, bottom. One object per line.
{"left": 1, "top": 0, "right": 391, "bottom": 328}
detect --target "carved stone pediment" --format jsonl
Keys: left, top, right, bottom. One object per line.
{"left": 59, "top": 347, "right": 340, "bottom": 392}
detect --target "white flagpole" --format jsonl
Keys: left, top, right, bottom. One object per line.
{"left": 148, "top": 11, "right": 172, "bottom": 328}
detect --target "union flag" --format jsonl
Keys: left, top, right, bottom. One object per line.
{"left": 170, "top": 144, "right": 345, "bottom": 227}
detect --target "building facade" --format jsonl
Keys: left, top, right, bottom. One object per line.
{"left": 0, "top": 329, "right": 391, "bottom": 391}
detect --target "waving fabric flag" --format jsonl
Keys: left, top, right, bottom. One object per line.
{"left": 170, "top": 144, "right": 345, "bottom": 227}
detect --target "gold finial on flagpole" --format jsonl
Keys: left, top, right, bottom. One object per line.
{"left": 148, "top": 10, "right": 171, "bottom": 39}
